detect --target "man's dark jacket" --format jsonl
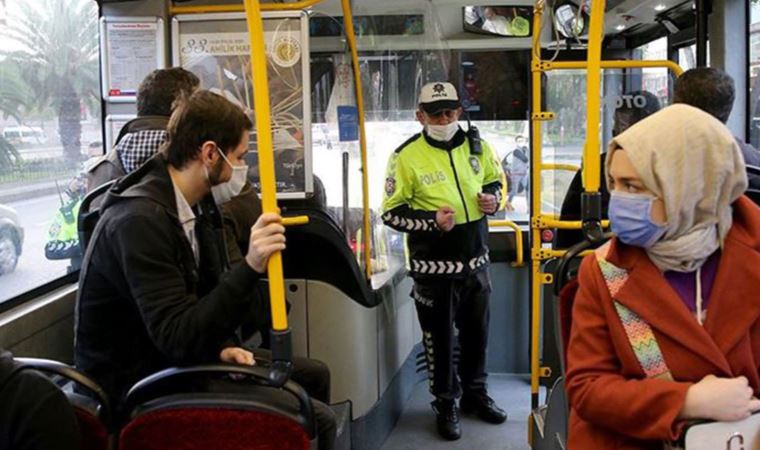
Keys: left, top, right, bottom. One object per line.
{"left": 75, "top": 154, "right": 261, "bottom": 403}
{"left": 0, "top": 350, "right": 81, "bottom": 450}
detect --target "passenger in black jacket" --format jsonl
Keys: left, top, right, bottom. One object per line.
{"left": 75, "top": 90, "right": 276, "bottom": 398}
{"left": 0, "top": 349, "right": 81, "bottom": 450}
{"left": 75, "top": 90, "right": 336, "bottom": 449}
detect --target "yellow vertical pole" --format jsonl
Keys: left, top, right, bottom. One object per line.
{"left": 529, "top": 1, "right": 544, "bottom": 413}
{"left": 242, "top": 0, "right": 288, "bottom": 331}
{"left": 583, "top": 0, "right": 606, "bottom": 193}
{"left": 340, "top": 0, "right": 372, "bottom": 281}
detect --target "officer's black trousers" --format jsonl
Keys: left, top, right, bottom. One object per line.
{"left": 412, "top": 269, "right": 491, "bottom": 401}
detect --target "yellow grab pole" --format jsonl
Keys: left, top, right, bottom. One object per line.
{"left": 340, "top": 0, "right": 372, "bottom": 281}
{"left": 243, "top": 0, "right": 288, "bottom": 331}
{"left": 529, "top": 0, "right": 545, "bottom": 413}
{"left": 583, "top": 0, "right": 606, "bottom": 194}
{"left": 171, "top": 0, "right": 325, "bottom": 14}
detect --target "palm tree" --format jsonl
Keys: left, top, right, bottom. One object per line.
{"left": 0, "top": 63, "right": 27, "bottom": 169}
{"left": 2, "top": 0, "right": 99, "bottom": 163}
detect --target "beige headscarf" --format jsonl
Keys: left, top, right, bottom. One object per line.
{"left": 606, "top": 104, "right": 747, "bottom": 272}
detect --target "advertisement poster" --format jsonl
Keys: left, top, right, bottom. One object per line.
{"left": 103, "top": 20, "right": 163, "bottom": 99}
{"left": 177, "top": 17, "right": 309, "bottom": 196}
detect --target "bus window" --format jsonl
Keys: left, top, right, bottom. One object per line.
{"left": 310, "top": 49, "right": 530, "bottom": 276}
{"left": 678, "top": 44, "right": 697, "bottom": 71}
{"left": 0, "top": 0, "right": 102, "bottom": 306}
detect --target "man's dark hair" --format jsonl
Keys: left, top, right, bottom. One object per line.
{"left": 136, "top": 68, "right": 200, "bottom": 117}
{"left": 163, "top": 90, "right": 253, "bottom": 169}
{"left": 673, "top": 67, "right": 735, "bottom": 123}
{"left": 613, "top": 90, "right": 661, "bottom": 136}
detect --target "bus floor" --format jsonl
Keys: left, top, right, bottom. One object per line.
{"left": 380, "top": 374, "right": 534, "bottom": 450}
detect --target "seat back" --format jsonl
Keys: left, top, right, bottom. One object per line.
{"left": 552, "top": 234, "right": 613, "bottom": 375}
{"left": 746, "top": 165, "right": 760, "bottom": 206}
{"left": 78, "top": 180, "right": 116, "bottom": 251}
{"left": 120, "top": 364, "right": 314, "bottom": 450}
{"left": 557, "top": 279, "right": 580, "bottom": 373}
{"left": 279, "top": 175, "right": 328, "bottom": 212}
{"left": 279, "top": 207, "right": 376, "bottom": 306}
{"left": 15, "top": 358, "right": 111, "bottom": 450}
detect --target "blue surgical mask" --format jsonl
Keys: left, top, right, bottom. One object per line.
{"left": 608, "top": 191, "right": 667, "bottom": 248}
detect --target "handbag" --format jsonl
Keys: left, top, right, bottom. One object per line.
{"left": 595, "top": 242, "right": 760, "bottom": 450}
{"left": 664, "top": 415, "right": 760, "bottom": 450}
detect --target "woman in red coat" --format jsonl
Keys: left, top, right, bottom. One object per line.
{"left": 566, "top": 104, "right": 760, "bottom": 449}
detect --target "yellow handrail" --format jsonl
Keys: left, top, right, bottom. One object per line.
{"left": 529, "top": 1, "right": 544, "bottom": 416}
{"left": 282, "top": 216, "right": 310, "bottom": 226}
{"left": 488, "top": 220, "right": 524, "bottom": 267}
{"left": 242, "top": 0, "right": 288, "bottom": 331}
{"left": 584, "top": 0, "right": 606, "bottom": 194}
{"left": 541, "top": 163, "right": 580, "bottom": 172}
{"left": 340, "top": 0, "right": 372, "bottom": 281}
{"left": 536, "top": 216, "right": 610, "bottom": 230}
{"left": 542, "top": 59, "right": 684, "bottom": 76}
{"left": 171, "top": 0, "right": 324, "bottom": 14}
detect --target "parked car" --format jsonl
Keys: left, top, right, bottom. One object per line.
{"left": 0, "top": 205, "right": 23, "bottom": 275}
{"left": 1, "top": 125, "right": 47, "bottom": 146}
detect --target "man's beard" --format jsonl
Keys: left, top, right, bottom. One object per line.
{"left": 207, "top": 157, "right": 225, "bottom": 186}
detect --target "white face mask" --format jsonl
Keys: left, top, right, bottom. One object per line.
{"left": 208, "top": 147, "right": 248, "bottom": 205}
{"left": 426, "top": 122, "right": 459, "bottom": 143}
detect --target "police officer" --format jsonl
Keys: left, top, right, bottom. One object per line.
{"left": 382, "top": 82, "right": 507, "bottom": 440}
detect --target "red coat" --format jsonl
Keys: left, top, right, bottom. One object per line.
{"left": 566, "top": 197, "right": 760, "bottom": 449}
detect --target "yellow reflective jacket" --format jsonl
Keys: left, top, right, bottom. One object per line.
{"left": 381, "top": 129, "right": 504, "bottom": 277}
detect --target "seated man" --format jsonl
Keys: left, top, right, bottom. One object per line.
{"left": 87, "top": 67, "right": 200, "bottom": 191}
{"left": 673, "top": 67, "right": 760, "bottom": 190}
{"left": 75, "top": 90, "right": 335, "bottom": 449}
{"left": 0, "top": 349, "right": 81, "bottom": 450}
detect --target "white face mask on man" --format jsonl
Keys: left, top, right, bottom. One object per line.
{"left": 426, "top": 121, "right": 459, "bottom": 143}
{"left": 206, "top": 146, "right": 248, "bottom": 205}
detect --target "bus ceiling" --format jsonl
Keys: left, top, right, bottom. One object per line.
{"left": 557, "top": 0, "right": 696, "bottom": 47}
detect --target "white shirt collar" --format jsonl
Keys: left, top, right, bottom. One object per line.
{"left": 172, "top": 181, "right": 196, "bottom": 226}
{"left": 171, "top": 180, "right": 199, "bottom": 263}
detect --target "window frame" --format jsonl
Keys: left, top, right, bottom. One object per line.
{"left": 747, "top": 1, "right": 753, "bottom": 145}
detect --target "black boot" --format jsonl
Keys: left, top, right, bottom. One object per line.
{"left": 431, "top": 398, "right": 461, "bottom": 440}
{"left": 460, "top": 392, "right": 507, "bottom": 424}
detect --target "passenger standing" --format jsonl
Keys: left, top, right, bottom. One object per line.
{"left": 566, "top": 104, "right": 760, "bottom": 449}
{"left": 673, "top": 67, "right": 760, "bottom": 190}
{"left": 382, "top": 82, "right": 507, "bottom": 440}
{"left": 503, "top": 135, "right": 529, "bottom": 205}
{"left": 75, "top": 91, "right": 336, "bottom": 449}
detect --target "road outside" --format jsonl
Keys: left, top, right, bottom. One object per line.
{"left": 0, "top": 193, "right": 71, "bottom": 304}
